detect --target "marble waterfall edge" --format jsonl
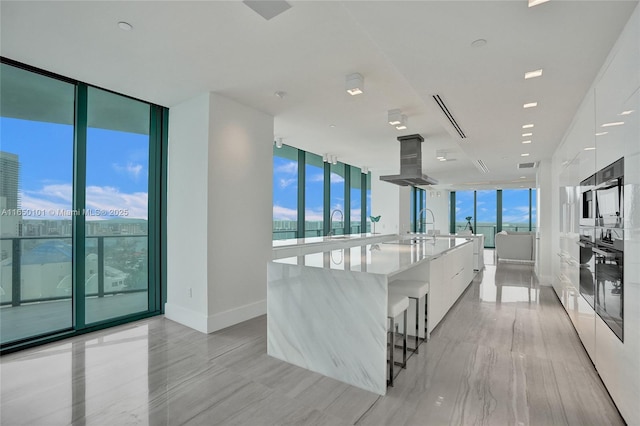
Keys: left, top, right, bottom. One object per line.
{"left": 267, "top": 262, "right": 388, "bottom": 395}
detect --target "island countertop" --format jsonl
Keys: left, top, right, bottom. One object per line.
{"left": 273, "top": 236, "right": 472, "bottom": 278}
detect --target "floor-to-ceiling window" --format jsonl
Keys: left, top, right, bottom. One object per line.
{"left": 475, "top": 190, "right": 497, "bottom": 247}
{"left": 272, "top": 144, "right": 298, "bottom": 240}
{"left": 272, "top": 145, "right": 370, "bottom": 239}
{"left": 0, "top": 59, "right": 167, "bottom": 351}
{"left": 349, "top": 166, "right": 362, "bottom": 234}
{"left": 366, "top": 173, "right": 372, "bottom": 232}
{"left": 410, "top": 187, "right": 427, "bottom": 233}
{"left": 451, "top": 188, "right": 537, "bottom": 248}
{"left": 304, "top": 152, "right": 324, "bottom": 237}
{"left": 502, "top": 189, "right": 531, "bottom": 233}
{"left": 329, "top": 162, "right": 345, "bottom": 235}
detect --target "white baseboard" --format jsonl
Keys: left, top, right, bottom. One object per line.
{"left": 206, "top": 299, "right": 266, "bottom": 333}
{"left": 164, "top": 303, "right": 209, "bottom": 334}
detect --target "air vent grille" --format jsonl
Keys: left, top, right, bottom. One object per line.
{"left": 474, "top": 159, "right": 489, "bottom": 173}
{"left": 433, "top": 95, "right": 466, "bottom": 139}
{"left": 517, "top": 161, "right": 540, "bottom": 169}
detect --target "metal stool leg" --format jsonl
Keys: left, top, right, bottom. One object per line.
{"left": 388, "top": 316, "right": 395, "bottom": 386}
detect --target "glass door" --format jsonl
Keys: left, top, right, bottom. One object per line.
{"left": 84, "top": 87, "right": 151, "bottom": 325}
{"left": 0, "top": 63, "right": 76, "bottom": 343}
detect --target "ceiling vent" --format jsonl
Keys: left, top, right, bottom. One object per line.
{"left": 243, "top": 1, "right": 291, "bottom": 20}
{"left": 432, "top": 95, "right": 466, "bottom": 139}
{"left": 474, "top": 159, "right": 489, "bottom": 174}
{"left": 517, "top": 161, "right": 540, "bottom": 169}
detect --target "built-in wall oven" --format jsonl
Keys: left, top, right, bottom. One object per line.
{"left": 578, "top": 174, "right": 596, "bottom": 308}
{"left": 594, "top": 157, "right": 624, "bottom": 341}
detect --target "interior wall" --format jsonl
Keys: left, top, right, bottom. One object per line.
{"left": 165, "top": 93, "right": 211, "bottom": 332}
{"left": 371, "top": 172, "right": 400, "bottom": 234}
{"left": 206, "top": 93, "right": 274, "bottom": 332}
{"left": 166, "top": 92, "right": 274, "bottom": 334}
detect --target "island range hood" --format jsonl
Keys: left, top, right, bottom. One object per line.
{"left": 379, "top": 134, "right": 438, "bottom": 186}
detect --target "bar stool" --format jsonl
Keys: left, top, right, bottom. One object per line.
{"left": 387, "top": 293, "right": 409, "bottom": 387}
{"left": 389, "top": 280, "right": 429, "bottom": 353}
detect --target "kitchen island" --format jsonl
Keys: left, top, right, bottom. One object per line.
{"left": 267, "top": 236, "right": 474, "bottom": 395}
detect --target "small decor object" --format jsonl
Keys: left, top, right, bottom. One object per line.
{"left": 370, "top": 215, "right": 381, "bottom": 234}
{"left": 464, "top": 216, "right": 474, "bottom": 233}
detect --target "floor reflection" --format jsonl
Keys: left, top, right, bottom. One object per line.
{"left": 480, "top": 261, "right": 539, "bottom": 304}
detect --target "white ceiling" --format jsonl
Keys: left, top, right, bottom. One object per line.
{"left": 1, "top": 0, "right": 638, "bottom": 190}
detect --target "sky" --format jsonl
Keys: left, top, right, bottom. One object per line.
{"left": 1, "top": 117, "right": 149, "bottom": 220}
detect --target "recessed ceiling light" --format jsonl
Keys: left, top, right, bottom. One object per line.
{"left": 471, "top": 39, "right": 487, "bottom": 48}
{"left": 522, "top": 133, "right": 533, "bottom": 137}
{"left": 601, "top": 121, "right": 624, "bottom": 127}
{"left": 118, "top": 21, "right": 133, "bottom": 31}
{"left": 620, "top": 110, "right": 634, "bottom": 115}
{"left": 522, "top": 140, "right": 532, "bottom": 144}
{"left": 584, "top": 147, "right": 596, "bottom": 151}
{"left": 388, "top": 109, "right": 402, "bottom": 126}
{"left": 522, "top": 124, "right": 534, "bottom": 129}
{"left": 523, "top": 102, "right": 538, "bottom": 108}
{"left": 329, "top": 124, "right": 336, "bottom": 128}
{"left": 395, "top": 115, "right": 408, "bottom": 130}
{"left": 274, "top": 91, "right": 287, "bottom": 99}
{"left": 528, "top": 0, "right": 550, "bottom": 7}
{"left": 595, "top": 132, "right": 608, "bottom": 136}
{"left": 520, "top": 176, "right": 526, "bottom": 179}
{"left": 439, "top": 158, "right": 447, "bottom": 162}
{"left": 521, "top": 153, "right": 530, "bottom": 157}
{"left": 524, "top": 69, "right": 543, "bottom": 79}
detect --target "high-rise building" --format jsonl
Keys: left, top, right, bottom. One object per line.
{"left": 0, "top": 151, "right": 20, "bottom": 210}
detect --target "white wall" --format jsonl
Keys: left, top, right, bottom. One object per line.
{"left": 166, "top": 93, "right": 211, "bottom": 332}
{"left": 206, "top": 93, "right": 273, "bottom": 331}
{"left": 371, "top": 172, "right": 400, "bottom": 234}
{"left": 166, "top": 92, "right": 273, "bottom": 333}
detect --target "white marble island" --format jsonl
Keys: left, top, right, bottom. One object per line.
{"left": 267, "top": 237, "right": 474, "bottom": 395}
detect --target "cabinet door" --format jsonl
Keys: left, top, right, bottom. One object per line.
{"left": 427, "top": 255, "right": 447, "bottom": 333}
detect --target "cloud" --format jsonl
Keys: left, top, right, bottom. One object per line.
{"left": 273, "top": 205, "right": 297, "bottom": 221}
{"left": 305, "top": 208, "right": 323, "bottom": 221}
{"left": 309, "top": 173, "right": 324, "bottom": 183}
{"left": 275, "top": 161, "right": 297, "bottom": 175}
{"left": 279, "top": 178, "right": 297, "bottom": 189}
{"left": 330, "top": 174, "right": 344, "bottom": 184}
{"left": 18, "top": 183, "right": 148, "bottom": 220}
{"left": 113, "top": 162, "right": 144, "bottom": 180}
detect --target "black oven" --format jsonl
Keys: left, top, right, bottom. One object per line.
{"left": 580, "top": 174, "right": 596, "bottom": 227}
{"left": 578, "top": 228, "right": 595, "bottom": 309}
{"left": 594, "top": 157, "right": 624, "bottom": 341}
{"left": 594, "top": 237, "right": 623, "bottom": 341}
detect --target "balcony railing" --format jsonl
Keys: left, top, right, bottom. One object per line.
{"left": 0, "top": 235, "right": 148, "bottom": 308}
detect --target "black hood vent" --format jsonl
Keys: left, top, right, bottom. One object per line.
{"left": 379, "top": 134, "right": 438, "bottom": 186}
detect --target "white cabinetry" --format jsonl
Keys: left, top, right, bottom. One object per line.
{"left": 427, "top": 242, "right": 474, "bottom": 335}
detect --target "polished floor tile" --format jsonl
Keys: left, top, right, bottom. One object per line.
{"left": 0, "top": 253, "right": 625, "bottom": 425}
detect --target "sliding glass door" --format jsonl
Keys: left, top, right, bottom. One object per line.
{"left": 0, "top": 60, "right": 166, "bottom": 351}
{"left": 0, "top": 63, "right": 76, "bottom": 343}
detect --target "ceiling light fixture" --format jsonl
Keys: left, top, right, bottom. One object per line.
{"left": 595, "top": 132, "right": 608, "bottom": 136}
{"left": 345, "top": 73, "right": 364, "bottom": 96}
{"left": 522, "top": 133, "right": 533, "bottom": 137}
{"left": 118, "top": 21, "right": 133, "bottom": 31}
{"left": 522, "top": 140, "right": 532, "bottom": 144}
{"left": 522, "top": 124, "right": 534, "bottom": 129}
{"left": 521, "top": 153, "right": 530, "bottom": 157}
{"left": 528, "top": 0, "right": 550, "bottom": 7}
{"left": 362, "top": 167, "right": 368, "bottom": 174}
{"left": 331, "top": 156, "right": 338, "bottom": 165}
{"left": 275, "top": 138, "right": 283, "bottom": 148}
{"left": 584, "top": 147, "right": 596, "bottom": 151}
{"left": 274, "top": 91, "right": 287, "bottom": 99}
{"left": 323, "top": 154, "right": 329, "bottom": 162}
{"left": 601, "top": 121, "right": 624, "bottom": 127}
{"left": 524, "top": 69, "right": 543, "bottom": 79}
{"left": 520, "top": 176, "right": 526, "bottom": 179}
{"left": 620, "top": 110, "right": 635, "bottom": 115}
{"left": 471, "top": 39, "right": 487, "bottom": 48}
{"left": 388, "top": 109, "right": 402, "bottom": 126}
{"left": 395, "top": 115, "right": 408, "bottom": 130}
{"left": 523, "top": 102, "right": 538, "bottom": 108}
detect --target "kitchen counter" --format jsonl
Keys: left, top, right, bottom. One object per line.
{"left": 267, "top": 236, "right": 474, "bottom": 395}
{"left": 272, "top": 233, "right": 396, "bottom": 259}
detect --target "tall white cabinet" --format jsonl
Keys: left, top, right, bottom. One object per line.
{"left": 552, "top": 6, "right": 639, "bottom": 424}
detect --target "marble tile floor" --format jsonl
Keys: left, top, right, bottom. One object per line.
{"left": 1, "top": 253, "right": 624, "bottom": 425}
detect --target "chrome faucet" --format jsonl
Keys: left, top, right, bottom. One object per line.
{"left": 328, "top": 209, "right": 344, "bottom": 237}
{"left": 418, "top": 208, "right": 436, "bottom": 243}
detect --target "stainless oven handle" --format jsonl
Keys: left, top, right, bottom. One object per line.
{"left": 593, "top": 247, "right": 615, "bottom": 257}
